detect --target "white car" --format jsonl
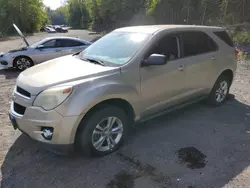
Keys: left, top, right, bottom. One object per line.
{"left": 44, "top": 27, "right": 56, "bottom": 33}
{"left": 0, "top": 24, "right": 91, "bottom": 70}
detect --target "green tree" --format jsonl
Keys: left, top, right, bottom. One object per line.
{"left": 63, "top": 0, "right": 250, "bottom": 32}
{"left": 47, "top": 6, "right": 68, "bottom": 25}
{"left": 221, "top": 0, "right": 250, "bottom": 25}
{"left": 0, "top": 0, "right": 49, "bottom": 34}
{"left": 65, "top": 0, "right": 90, "bottom": 29}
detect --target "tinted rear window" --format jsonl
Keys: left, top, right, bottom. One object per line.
{"left": 60, "top": 39, "right": 85, "bottom": 47}
{"left": 213, "top": 31, "right": 234, "bottom": 47}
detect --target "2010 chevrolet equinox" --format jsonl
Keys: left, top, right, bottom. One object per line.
{"left": 9, "top": 25, "right": 237, "bottom": 156}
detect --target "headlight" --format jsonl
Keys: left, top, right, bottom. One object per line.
{"left": 33, "top": 86, "right": 73, "bottom": 110}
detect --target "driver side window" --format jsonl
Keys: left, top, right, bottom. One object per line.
{"left": 146, "top": 35, "right": 180, "bottom": 61}
{"left": 42, "top": 39, "right": 57, "bottom": 48}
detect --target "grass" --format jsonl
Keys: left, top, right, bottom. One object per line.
{"left": 238, "top": 51, "right": 250, "bottom": 62}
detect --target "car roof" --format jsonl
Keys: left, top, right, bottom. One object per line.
{"left": 115, "top": 25, "right": 225, "bottom": 34}
{"left": 42, "top": 36, "right": 90, "bottom": 43}
{"left": 44, "top": 36, "right": 81, "bottom": 40}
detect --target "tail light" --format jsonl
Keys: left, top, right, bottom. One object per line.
{"left": 235, "top": 49, "right": 239, "bottom": 57}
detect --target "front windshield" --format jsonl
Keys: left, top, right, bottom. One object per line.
{"left": 80, "top": 32, "right": 150, "bottom": 66}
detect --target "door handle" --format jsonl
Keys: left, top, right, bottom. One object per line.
{"left": 178, "top": 65, "right": 184, "bottom": 71}
{"left": 212, "top": 57, "right": 216, "bottom": 60}
{"left": 55, "top": 49, "right": 62, "bottom": 52}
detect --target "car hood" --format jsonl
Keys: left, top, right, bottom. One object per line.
{"left": 8, "top": 47, "right": 28, "bottom": 53}
{"left": 16, "top": 55, "right": 120, "bottom": 95}
{"left": 0, "top": 47, "right": 30, "bottom": 57}
{"left": 13, "top": 23, "right": 29, "bottom": 47}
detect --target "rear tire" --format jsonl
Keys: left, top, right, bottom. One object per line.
{"left": 76, "top": 106, "right": 129, "bottom": 157}
{"left": 207, "top": 75, "right": 230, "bottom": 106}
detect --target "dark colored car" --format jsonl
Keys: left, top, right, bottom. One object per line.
{"left": 55, "top": 27, "right": 68, "bottom": 33}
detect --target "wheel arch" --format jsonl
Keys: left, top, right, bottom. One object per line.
{"left": 207, "top": 68, "right": 234, "bottom": 106}
{"left": 13, "top": 55, "right": 34, "bottom": 68}
{"left": 218, "top": 69, "right": 234, "bottom": 86}
{"left": 73, "top": 98, "right": 136, "bottom": 143}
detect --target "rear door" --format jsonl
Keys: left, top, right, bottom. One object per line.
{"left": 59, "top": 39, "right": 88, "bottom": 56}
{"left": 179, "top": 31, "right": 219, "bottom": 100}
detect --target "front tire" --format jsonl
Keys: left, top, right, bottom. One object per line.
{"left": 76, "top": 106, "right": 129, "bottom": 157}
{"left": 207, "top": 75, "right": 230, "bottom": 106}
{"left": 14, "top": 56, "right": 33, "bottom": 71}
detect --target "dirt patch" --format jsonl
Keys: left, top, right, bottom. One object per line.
{"left": 116, "top": 153, "right": 171, "bottom": 187}
{"left": 227, "top": 93, "right": 235, "bottom": 100}
{"left": 116, "top": 153, "right": 144, "bottom": 172}
{"left": 107, "top": 171, "right": 135, "bottom": 188}
{"left": 177, "top": 147, "right": 207, "bottom": 169}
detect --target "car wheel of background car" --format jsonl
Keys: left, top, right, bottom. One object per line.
{"left": 14, "top": 56, "right": 33, "bottom": 71}
{"left": 207, "top": 75, "right": 230, "bottom": 106}
{"left": 76, "top": 106, "right": 129, "bottom": 157}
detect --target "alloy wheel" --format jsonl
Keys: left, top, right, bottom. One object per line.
{"left": 91, "top": 117, "right": 123, "bottom": 152}
{"left": 215, "top": 80, "right": 228, "bottom": 103}
{"left": 16, "top": 58, "right": 32, "bottom": 70}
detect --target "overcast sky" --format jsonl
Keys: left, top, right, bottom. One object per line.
{"left": 43, "top": 0, "right": 62, "bottom": 10}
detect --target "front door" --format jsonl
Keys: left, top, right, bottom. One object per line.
{"left": 33, "top": 39, "right": 64, "bottom": 63}
{"left": 140, "top": 34, "right": 188, "bottom": 117}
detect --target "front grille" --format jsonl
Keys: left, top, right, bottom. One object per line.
{"left": 14, "top": 102, "right": 26, "bottom": 115}
{"left": 16, "top": 86, "right": 31, "bottom": 98}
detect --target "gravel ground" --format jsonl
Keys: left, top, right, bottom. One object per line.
{"left": 1, "top": 31, "right": 250, "bottom": 188}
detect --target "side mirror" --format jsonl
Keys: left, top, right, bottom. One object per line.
{"left": 142, "top": 54, "right": 167, "bottom": 67}
{"left": 37, "top": 45, "right": 44, "bottom": 49}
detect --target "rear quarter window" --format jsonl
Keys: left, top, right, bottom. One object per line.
{"left": 61, "top": 39, "right": 85, "bottom": 47}
{"left": 213, "top": 31, "right": 234, "bottom": 47}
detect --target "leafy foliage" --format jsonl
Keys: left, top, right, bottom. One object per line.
{"left": 62, "top": 0, "right": 250, "bottom": 32}
{"left": 0, "top": 0, "right": 49, "bottom": 34}
{"left": 0, "top": 0, "right": 249, "bottom": 38}
{"left": 232, "top": 31, "right": 250, "bottom": 45}
{"left": 66, "top": 0, "right": 90, "bottom": 29}
{"left": 47, "top": 7, "right": 67, "bottom": 25}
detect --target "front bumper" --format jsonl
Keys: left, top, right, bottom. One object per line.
{"left": 0, "top": 54, "right": 13, "bottom": 68}
{"left": 9, "top": 101, "right": 80, "bottom": 145}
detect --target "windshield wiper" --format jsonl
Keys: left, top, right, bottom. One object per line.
{"left": 73, "top": 51, "right": 81, "bottom": 56}
{"left": 80, "top": 57, "right": 105, "bottom": 66}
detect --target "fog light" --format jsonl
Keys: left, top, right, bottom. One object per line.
{"left": 0, "top": 61, "right": 8, "bottom": 65}
{"left": 41, "top": 127, "right": 54, "bottom": 140}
